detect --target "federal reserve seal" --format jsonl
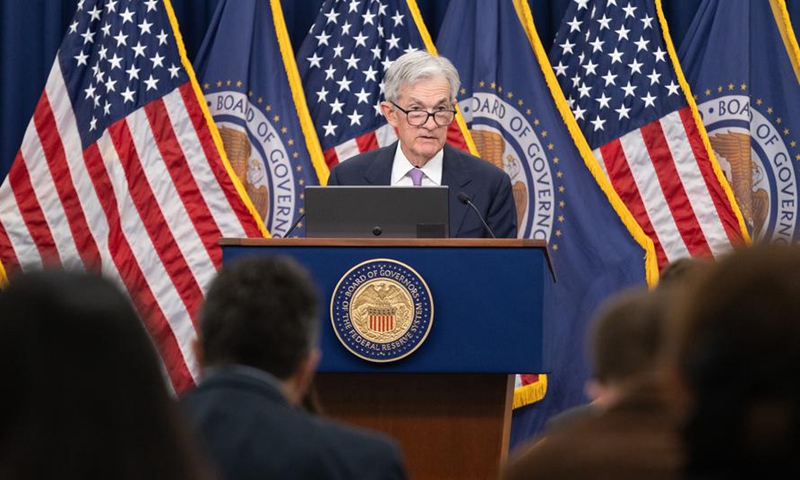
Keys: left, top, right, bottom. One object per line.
{"left": 460, "top": 89, "right": 557, "bottom": 242}
{"left": 697, "top": 93, "right": 798, "bottom": 243}
{"left": 330, "top": 259, "right": 433, "bottom": 363}
{"left": 202, "top": 83, "right": 309, "bottom": 237}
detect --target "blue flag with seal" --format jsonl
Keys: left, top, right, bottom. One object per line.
{"left": 194, "top": 0, "right": 328, "bottom": 237}
{"left": 436, "top": 0, "right": 657, "bottom": 446}
{"left": 679, "top": 0, "right": 800, "bottom": 244}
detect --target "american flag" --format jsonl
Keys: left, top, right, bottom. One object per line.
{"left": 551, "top": 0, "right": 747, "bottom": 266}
{"left": 297, "top": 0, "right": 473, "bottom": 168}
{"left": 0, "top": 0, "right": 264, "bottom": 393}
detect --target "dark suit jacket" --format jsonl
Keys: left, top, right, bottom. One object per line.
{"left": 181, "top": 369, "right": 407, "bottom": 480}
{"left": 327, "top": 143, "right": 518, "bottom": 238}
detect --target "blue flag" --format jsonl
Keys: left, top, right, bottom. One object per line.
{"left": 679, "top": 0, "right": 800, "bottom": 244}
{"left": 194, "top": 0, "right": 328, "bottom": 237}
{"left": 436, "top": 0, "right": 657, "bottom": 446}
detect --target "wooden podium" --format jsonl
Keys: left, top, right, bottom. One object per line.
{"left": 221, "top": 238, "right": 551, "bottom": 479}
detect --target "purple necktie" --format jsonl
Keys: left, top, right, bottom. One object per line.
{"left": 408, "top": 168, "right": 424, "bottom": 186}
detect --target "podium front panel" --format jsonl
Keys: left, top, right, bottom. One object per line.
{"left": 222, "top": 240, "right": 547, "bottom": 373}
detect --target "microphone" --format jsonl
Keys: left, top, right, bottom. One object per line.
{"left": 457, "top": 192, "right": 496, "bottom": 239}
{"left": 279, "top": 212, "right": 306, "bottom": 238}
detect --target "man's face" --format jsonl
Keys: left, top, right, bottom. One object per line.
{"left": 381, "top": 76, "right": 453, "bottom": 167}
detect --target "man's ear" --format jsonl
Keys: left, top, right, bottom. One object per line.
{"left": 663, "top": 366, "right": 693, "bottom": 418}
{"left": 287, "top": 348, "right": 321, "bottom": 406}
{"left": 381, "top": 101, "right": 399, "bottom": 128}
{"left": 192, "top": 335, "right": 204, "bottom": 368}
{"left": 585, "top": 378, "right": 620, "bottom": 410}
{"left": 585, "top": 378, "right": 611, "bottom": 403}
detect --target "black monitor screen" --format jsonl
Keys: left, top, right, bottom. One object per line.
{"left": 304, "top": 186, "right": 449, "bottom": 238}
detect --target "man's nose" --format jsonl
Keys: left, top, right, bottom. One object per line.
{"left": 421, "top": 113, "right": 438, "bottom": 129}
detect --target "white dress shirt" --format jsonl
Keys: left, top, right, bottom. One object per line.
{"left": 390, "top": 144, "right": 443, "bottom": 186}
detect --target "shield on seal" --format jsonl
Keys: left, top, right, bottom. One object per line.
{"left": 368, "top": 307, "right": 396, "bottom": 333}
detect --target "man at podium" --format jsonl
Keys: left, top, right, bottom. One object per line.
{"left": 327, "top": 51, "right": 518, "bottom": 239}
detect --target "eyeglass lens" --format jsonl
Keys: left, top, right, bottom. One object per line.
{"left": 406, "top": 110, "right": 455, "bottom": 126}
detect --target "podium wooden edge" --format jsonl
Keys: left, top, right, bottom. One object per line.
{"left": 501, "top": 374, "right": 515, "bottom": 466}
{"left": 220, "top": 237, "right": 546, "bottom": 248}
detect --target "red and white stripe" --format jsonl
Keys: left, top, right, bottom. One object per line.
{"left": 0, "top": 59, "right": 262, "bottom": 393}
{"left": 594, "top": 106, "right": 742, "bottom": 266}
{"left": 324, "top": 123, "right": 397, "bottom": 167}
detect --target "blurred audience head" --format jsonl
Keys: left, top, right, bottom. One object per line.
{"left": 0, "top": 269, "right": 211, "bottom": 480}
{"left": 586, "top": 287, "right": 673, "bottom": 407}
{"left": 671, "top": 244, "right": 800, "bottom": 478}
{"left": 197, "top": 255, "right": 320, "bottom": 404}
{"left": 657, "top": 256, "right": 710, "bottom": 290}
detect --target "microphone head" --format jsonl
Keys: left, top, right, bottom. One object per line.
{"left": 457, "top": 192, "right": 471, "bottom": 205}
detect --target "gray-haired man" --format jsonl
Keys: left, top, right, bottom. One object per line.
{"left": 327, "top": 51, "right": 517, "bottom": 238}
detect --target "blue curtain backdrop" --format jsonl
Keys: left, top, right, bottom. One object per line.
{"left": 1, "top": 0, "right": 798, "bottom": 179}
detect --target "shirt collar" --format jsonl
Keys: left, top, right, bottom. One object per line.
{"left": 390, "top": 143, "right": 444, "bottom": 186}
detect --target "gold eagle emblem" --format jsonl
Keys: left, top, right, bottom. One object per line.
{"left": 350, "top": 280, "right": 414, "bottom": 343}
{"left": 218, "top": 127, "right": 270, "bottom": 220}
{"left": 709, "top": 131, "right": 768, "bottom": 237}
{"left": 471, "top": 129, "right": 528, "bottom": 227}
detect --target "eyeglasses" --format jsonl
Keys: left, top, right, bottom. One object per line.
{"left": 390, "top": 101, "right": 457, "bottom": 127}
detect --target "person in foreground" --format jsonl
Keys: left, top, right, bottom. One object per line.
{"left": 0, "top": 270, "right": 211, "bottom": 480}
{"left": 669, "top": 245, "right": 800, "bottom": 479}
{"left": 327, "top": 50, "right": 517, "bottom": 239}
{"left": 544, "top": 257, "right": 709, "bottom": 432}
{"left": 181, "top": 256, "right": 407, "bottom": 480}
{"left": 502, "top": 288, "right": 683, "bottom": 480}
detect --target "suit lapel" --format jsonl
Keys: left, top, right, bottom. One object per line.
{"left": 442, "top": 145, "right": 473, "bottom": 237}
{"left": 363, "top": 142, "right": 396, "bottom": 185}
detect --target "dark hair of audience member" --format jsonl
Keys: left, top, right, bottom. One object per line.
{"left": 0, "top": 270, "right": 213, "bottom": 480}
{"left": 199, "top": 255, "right": 319, "bottom": 379}
{"left": 656, "top": 256, "right": 710, "bottom": 290}
{"left": 589, "top": 287, "right": 671, "bottom": 386}
{"left": 673, "top": 245, "right": 800, "bottom": 478}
